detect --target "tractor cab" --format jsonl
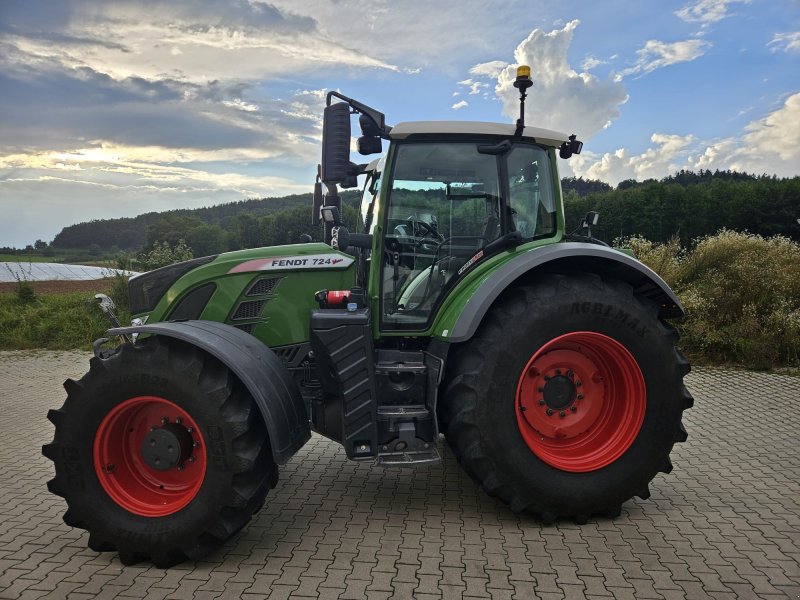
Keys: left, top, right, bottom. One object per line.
{"left": 316, "top": 85, "right": 581, "bottom": 335}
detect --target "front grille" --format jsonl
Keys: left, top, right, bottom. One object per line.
{"left": 232, "top": 299, "right": 266, "bottom": 320}
{"left": 246, "top": 277, "right": 281, "bottom": 296}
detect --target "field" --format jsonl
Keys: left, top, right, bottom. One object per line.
{"left": 0, "top": 253, "right": 52, "bottom": 262}
{"left": 0, "top": 279, "right": 112, "bottom": 295}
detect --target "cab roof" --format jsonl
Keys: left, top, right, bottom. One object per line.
{"left": 389, "top": 121, "right": 570, "bottom": 147}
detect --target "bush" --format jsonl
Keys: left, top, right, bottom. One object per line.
{"left": 627, "top": 230, "right": 800, "bottom": 369}
{"left": 136, "top": 240, "right": 193, "bottom": 271}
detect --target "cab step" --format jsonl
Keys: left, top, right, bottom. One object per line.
{"left": 376, "top": 447, "right": 440, "bottom": 467}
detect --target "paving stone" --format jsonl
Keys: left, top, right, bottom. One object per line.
{"left": 2, "top": 356, "right": 800, "bottom": 599}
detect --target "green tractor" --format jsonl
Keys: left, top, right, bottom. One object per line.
{"left": 43, "top": 67, "right": 692, "bottom": 567}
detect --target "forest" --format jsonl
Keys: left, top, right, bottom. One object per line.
{"left": 7, "top": 170, "right": 796, "bottom": 260}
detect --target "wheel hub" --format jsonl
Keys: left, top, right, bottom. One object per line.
{"left": 542, "top": 375, "right": 576, "bottom": 410}
{"left": 140, "top": 423, "right": 193, "bottom": 471}
{"left": 93, "top": 396, "right": 206, "bottom": 517}
{"left": 515, "top": 332, "right": 646, "bottom": 473}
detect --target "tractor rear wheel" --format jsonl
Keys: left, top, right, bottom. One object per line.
{"left": 42, "top": 337, "right": 277, "bottom": 567}
{"left": 440, "top": 273, "right": 692, "bottom": 522}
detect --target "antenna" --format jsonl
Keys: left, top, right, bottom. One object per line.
{"left": 513, "top": 65, "right": 533, "bottom": 136}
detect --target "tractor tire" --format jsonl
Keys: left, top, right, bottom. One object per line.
{"left": 42, "top": 337, "right": 278, "bottom": 567}
{"left": 439, "top": 273, "right": 692, "bottom": 522}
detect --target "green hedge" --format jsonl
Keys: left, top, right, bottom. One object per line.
{"left": 626, "top": 230, "right": 800, "bottom": 369}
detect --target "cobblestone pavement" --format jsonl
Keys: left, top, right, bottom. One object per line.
{"left": 0, "top": 351, "right": 798, "bottom": 600}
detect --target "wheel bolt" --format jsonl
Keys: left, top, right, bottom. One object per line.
{"left": 567, "top": 370, "right": 574, "bottom": 378}
{"left": 559, "top": 411, "right": 566, "bottom": 418}
{"left": 577, "top": 394, "right": 584, "bottom": 400}
{"left": 192, "top": 441, "right": 199, "bottom": 448}
{"left": 188, "top": 456, "right": 195, "bottom": 463}
{"left": 105, "top": 463, "right": 115, "bottom": 473}
{"left": 555, "top": 369, "right": 561, "bottom": 375}
{"left": 177, "top": 464, "right": 184, "bottom": 471}
{"left": 537, "top": 387, "right": 544, "bottom": 393}
{"left": 187, "top": 427, "right": 194, "bottom": 433}
{"left": 161, "top": 417, "right": 169, "bottom": 424}
{"left": 538, "top": 400, "right": 545, "bottom": 406}
{"left": 570, "top": 406, "right": 577, "bottom": 412}
{"left": 519, "top": 406, "right": 527, "bottom": 412}
{"left": 175, "top": 417, "right": 182, "bottom": 424}
{"left": 576, "top": 380, "right": 582, "bottom": 387}
{"left": 546, "top": 409, "right": 554, "bottom": 416}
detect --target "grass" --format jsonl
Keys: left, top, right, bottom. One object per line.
{"left": 0, "top": 292, "right": 129, "bottom": 351}
{"left": 0, "top": 253, "right": 52, "bottom": 262}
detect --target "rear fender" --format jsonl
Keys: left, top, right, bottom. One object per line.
{"left": 449, "top": 242, "right": 683, "bottom": 343}
{"left": 106, "top": 320, "right": 310, "bottom": 464}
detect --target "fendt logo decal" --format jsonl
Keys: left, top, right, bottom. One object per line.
{"left": 228, "top": 254, "right": 354, "bottom": 274}
{"left": 457, "top": 250, "right": 484, "bottom": 276}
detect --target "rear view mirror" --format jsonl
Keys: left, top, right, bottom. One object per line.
{"left": 357, "top": 136, "right": 382, "bottom": 155}
{"left": 321, "top": 102, "right": 352, "bottom": 184}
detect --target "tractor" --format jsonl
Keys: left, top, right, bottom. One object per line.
{"left": 43, "top": 67, "right": 692, "bottom": 567}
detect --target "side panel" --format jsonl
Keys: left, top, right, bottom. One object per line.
{"left": 138, "top": 243, "right": 356, "bottom": 347}
{"left": 443, "top": 242, "right": 684, "bottom": 343}
{"left": 107, "top": 320, "right": 310, "bottom": 465}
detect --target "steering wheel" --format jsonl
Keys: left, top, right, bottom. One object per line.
{"left": 414, "top": 219, "right": 445, "bottom": 242}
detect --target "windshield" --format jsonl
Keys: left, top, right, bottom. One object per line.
{"left": 381, "top": 141, "right": 556, "bottom": 330}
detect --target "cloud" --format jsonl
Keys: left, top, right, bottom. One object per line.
{"left": 485, "top": 20, "right": 628, "bottom": 139}
{"left": 457, "top": 79, "right": 488, "bottom": 95}
{"left": 581, "top": 56, "right": 608, "bottom": 71}
{"left": 469, "top": 61, "right": 506, "bottom": 79}
{"left": 568, "top": 93, "right": 800, "bottom": 185}
{"left": 675, "top": 0, "right": 750, "bottom": 25}
{"left": 768, "top": 32, "right": 800, "bottom": 54}
{"left": 452, "top": 100, "right": 469, "bottom": 111}
{"left": 614, "top": 39, "right": 710, "bottom": 80}
{"left": 570, "top": 134, "right": 696, "bottom": 184}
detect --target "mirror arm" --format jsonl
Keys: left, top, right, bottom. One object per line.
{"left": 326, "top": 91, "right": 392, "bottom": 138}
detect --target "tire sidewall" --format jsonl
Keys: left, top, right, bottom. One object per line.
{"left": 473, "top": 280, "right": 682, "bottom": 513}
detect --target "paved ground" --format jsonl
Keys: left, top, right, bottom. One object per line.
{"left": 0, "top": 351, "right": 798, "bottom": 600}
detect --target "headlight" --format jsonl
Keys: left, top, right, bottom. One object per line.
{"left": 128, "top": 256, "right": 217, "bottom": 314}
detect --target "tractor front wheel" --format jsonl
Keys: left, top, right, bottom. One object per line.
{"left": 440, "top": 273, "right": 693, "bottom": 522}
{"left": 43, "top": 337, "right": 277, "bottom": 567}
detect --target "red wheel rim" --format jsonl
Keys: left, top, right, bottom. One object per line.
{"left": 93, "top": 396, "right": 206, "bottom": 517}
{"left": 515, "top": 332, "right": 646, "bottom": 472}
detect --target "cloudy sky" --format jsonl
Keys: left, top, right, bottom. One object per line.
{"left": 1, "top": 0, "right": 798, "bottom": 248}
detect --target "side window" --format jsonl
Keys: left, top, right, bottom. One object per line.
{"left": 507, "top": 146, "right": 556, "bottom": 238}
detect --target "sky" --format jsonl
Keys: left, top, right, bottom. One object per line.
{"left": 1, "top": 0, "right": 798, "bottom": 248}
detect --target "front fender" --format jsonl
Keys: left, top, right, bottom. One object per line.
{"left": 449, "top": 242, "right": 683, "bottom": 343}
{"left": 107, "top": 320, "right": 310, "bottom": 465}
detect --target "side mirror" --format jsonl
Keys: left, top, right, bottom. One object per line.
{"left": 321, "top": 102, "right": 352, "bottom": 184}
{"left": 312, "top": 181, "right": 323, "bottom": 225}
{"left": 359, "top": 113, "right": 382, "bottom": 137}
{"left": 357, "top": 136, "right": 382, "bottom": 155}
